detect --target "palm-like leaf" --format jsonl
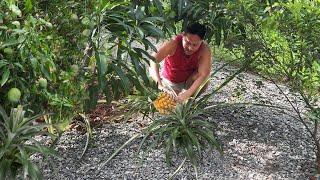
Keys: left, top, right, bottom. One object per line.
{"left": 0, "top": 105, "right": 57, "bottom": 179}
{"left": 137, "top": 97, "right": 222, "bottom": 169}
{"left": 119, "top": 77, "right": 159, "bottom": 120}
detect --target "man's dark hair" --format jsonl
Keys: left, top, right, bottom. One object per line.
{"left": 184, "top": 22, "right": 206, "bottom": 39}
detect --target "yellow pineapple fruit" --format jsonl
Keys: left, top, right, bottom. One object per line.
{"left": 153, "top": 92, "right": 176, "bottom": 115}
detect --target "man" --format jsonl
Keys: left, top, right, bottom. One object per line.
{"left": 149, "top": 22, "right": 212, "bottom": 102}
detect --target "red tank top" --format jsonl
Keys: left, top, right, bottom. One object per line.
{"left": 161, "top": 34, "right": 202, "bottom": 83}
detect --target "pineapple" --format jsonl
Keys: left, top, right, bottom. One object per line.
{"left": 153, "top": 92, "right": 177, "bottom": 115}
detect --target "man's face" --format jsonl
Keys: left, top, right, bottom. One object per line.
{"left": 182, "top": 33, "right": 203, "bottom": 55}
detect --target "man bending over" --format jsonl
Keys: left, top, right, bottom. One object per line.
{"left": 149, "top": 22, "right": 212, "bottom": 102}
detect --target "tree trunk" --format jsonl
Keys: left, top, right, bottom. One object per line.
{"left": 316, "top": 147, "right": 320, "bottom": 174}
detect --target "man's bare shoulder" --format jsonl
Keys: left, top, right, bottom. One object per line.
{"left": 158, "top": 37, "right": 178, "bottom": 56}
{"left": 161, "top": 38, "right": 176, "bottom": 47}
{"left": 153, "top": 36, "right": 179, "bottom": 62}
{"left": 200, "top": 42, "right": 212, "bottom": 58}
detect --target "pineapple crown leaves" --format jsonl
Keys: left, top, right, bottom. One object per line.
{"left": 0, "top": 105, "right": 57, "bottom": 179}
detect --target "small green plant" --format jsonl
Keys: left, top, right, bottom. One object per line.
{"left": 101, "top": 75, "right": 226, "bottom": 179}
{"left": 141, "top": 96, "right": 222, "bottom": 177}
{"left": 0, "top": 105, "right": 57, "bottom": 179}
{"left": 101, "top": 94, "right": 222, "bottom": 179}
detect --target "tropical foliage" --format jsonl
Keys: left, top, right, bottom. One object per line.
{"left": 138, "top": 96, "right": 222, "bottom": 178}
{"left": 220, "top": 0, "right": 320, "bottom": 173}
{"left": 1, "top": 0, "right": 320, "bottom": 178}
{"left": 0, "top": 105, "right": 56, "bottom": 179}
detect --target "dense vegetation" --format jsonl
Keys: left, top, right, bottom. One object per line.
{"left": 0, "top": 0, "right": 319, "bottom": 179}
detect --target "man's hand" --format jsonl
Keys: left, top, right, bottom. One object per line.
{"left": 176, "top": 90, "right": 191, "bottom": 103}
{"left": 157, "top": 81, "right": 164, "bottom": 90}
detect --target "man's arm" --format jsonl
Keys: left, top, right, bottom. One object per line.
{"left": 149, "top": 40, "right": 176, "bottom": 88}
{"left": 176, "top": 45, "right": 212, "bottom": 102}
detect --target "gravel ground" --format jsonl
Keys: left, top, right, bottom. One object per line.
{"left": 34, "top": 61, "right": 316, "bottom": 180}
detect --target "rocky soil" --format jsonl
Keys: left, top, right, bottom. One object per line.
{"left": 33, "top": 61, "right": 316, "bottom": 180}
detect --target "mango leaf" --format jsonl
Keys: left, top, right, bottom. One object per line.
{"left": 215, "top": 27, "right": 222, "bottom": 46}
{"left": 29, "top": 57, "right": 38, "bottom": 70}
{"left": 0, "top": 26, "right": 8, "bottom": 30}
{"left": 142, "top": 38, "right": 157, "bottom": 52}
{"left": 134, "top": 7, "right": 145, "bottom": 21}
{"left": 102, "top": 85, "right": 113, "bottom": 104}
{"left": 192, "top": 7, "right": 203, "bottom": 20}
{"left": 110, "top": 63, "right": 131, "bottom": 95}
{"left": 9, "top": 4, "right": 22, "bottom": 17}
{"left": 24, "top": 0, "right": 33, "bottom": 12}
{"left": 0, "top": 38, "right": 23, "bottom": 48}
{"left": 177, "top": 0, "right": 185, "bottom": 19}
{"left": 40, "top": 64, "right": 51, "bottom": 81}
{"left": 130, "top": 53, "right": 149, "bottom": 85}
{"left": 153, "top": 0, "right": 163, "bottom": 14}
{"left": 105, "top": 16, "right": 131, "bottom": 32}
{"left": 133, "top": 47, "right": 155, "bottom": 64}
{"left": 141, "top": 24, "right": 164, "bottom": 37}
{"left": 13, "top": 63, "right": 24, "bottom": 71}
{"left": 96, "top": 52, "right": 107, "bottom": 88}
{"left": 1, "top": 68, "right": 10, "bottom": 87}
{"left": 84, "top": 84, "right": 100, "bottom": 112}
{"left": 127, "top": 75, "right": 144, "bottom": 93}
{"left": 142, "top": 17, "right": 165, "bottom": 23}
{"left": 98, "top": 1, "right": 111, "bottom": 12}
{"left": 12, "top": 29, "right": 26, "bottom": 34}
{"left": 137, "top": 27, "right": 145, "bottom": 39}
{"left": 110, "top": 78, "right": 121, "bottom": 100}
{"left": 116, "top": 61, "right": 149, "bottom": 92}
{"left": 0, "top": 61, "right": 8, "bottom": 68}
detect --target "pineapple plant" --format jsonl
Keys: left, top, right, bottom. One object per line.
{"left": 103, "top": 77, "right": 224, "bottom": 179}
{"left": 120, "top": 78, "right": 178, "bottom": 118}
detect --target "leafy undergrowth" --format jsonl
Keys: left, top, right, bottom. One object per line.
{"left": 69, "top": 102, "right": 127, "bottom": 132}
